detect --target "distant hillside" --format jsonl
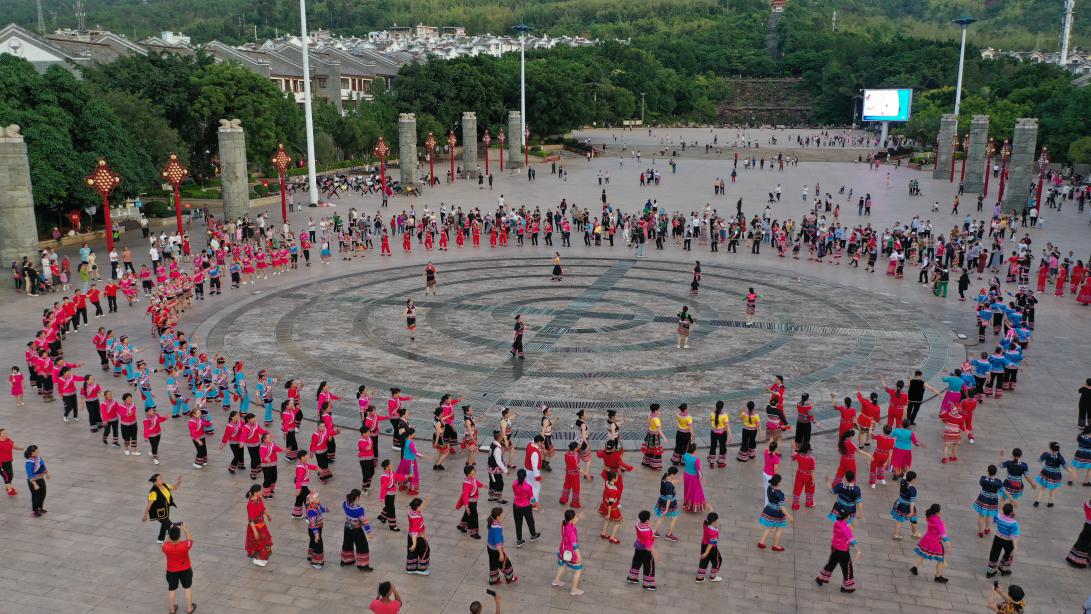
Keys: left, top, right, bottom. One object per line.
{"left": 10, "top": 0, "right": 1087, "bottom": 51}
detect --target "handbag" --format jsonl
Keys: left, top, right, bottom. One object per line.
{"left": 562, "top": 549, "right": 573, "bottom": 562}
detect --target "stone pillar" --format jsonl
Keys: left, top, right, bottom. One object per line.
{"left": 933, "top": 114, "right": 957, "bottom": 180}
{"left": 963, "top": 115, "right": 989, "bottom": 193}
{"left": 462, "top": 112, "right": 478, "bottom": 178}
{"left": 217, "top": 119, "right": 250, "bottom": 220}
{"left": 397, "top": 113, "right": 418, "bottom": 187}
{"left": 0, "top": 125, "right": 40, "bottom": 263}
{"left": 507, "top": 111, "right": 522, "bottom": 169}
{"left": 1002, "top": 118, "right": 1039, "bottom": 213}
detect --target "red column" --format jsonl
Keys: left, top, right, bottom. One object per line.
{"left": 983, "top": 157, "right": 991, "bottom": 197}
{"left": 279, "top": 172, "right": 288, "bottom": 223}
{"left": 173, "top": 185, "right": 183, "bottom": 234}
{"left": 102, "top": 195, "right": 114, "bottom": 251}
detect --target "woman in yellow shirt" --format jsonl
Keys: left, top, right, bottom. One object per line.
{"left": 671, "top": 404, "right": 694, "bottom": 466}
{"left": 708, "top": 401, "right": 733, "bottom": 468}
{"left": 737, "top": 401, "right": 761, "bottom": 462}
{"left": 641, "top": 404, "right": 666, "bottom": 470}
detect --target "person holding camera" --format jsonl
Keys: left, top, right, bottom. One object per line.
{"left": 368, "top": 581, "right": 401, "bottom": 613}
{"left": 163, "top": 522, "right": 195, "bottom": 614}
{"left": 987, "top": 583, "right": 1025, "bottom": 613}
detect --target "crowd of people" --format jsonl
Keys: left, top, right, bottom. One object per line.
{"left": 4, "top": 149, "right": 1091, "bottom": 614}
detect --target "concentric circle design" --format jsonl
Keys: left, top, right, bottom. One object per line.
{"left": 204, "top": 257, "right": 955, "bottom": 438}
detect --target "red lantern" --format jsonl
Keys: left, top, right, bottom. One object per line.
{"left": 85, "top": 158, "right": 122, "bottom": 251}
{"left": 271, "top": 144, "right": 293, "bottom": 223}
{"left": 374, "top": 136, "right": 390, "bottom": 194}
{"left": 160, "top": 153, "right": 188, "bottom": 235}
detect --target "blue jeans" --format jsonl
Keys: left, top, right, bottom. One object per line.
{"left": 636, "top": 242, "right": 645, "bottom": 257}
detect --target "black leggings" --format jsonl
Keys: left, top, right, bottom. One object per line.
{"left": 62, "top": 394, "right": 78, "bottom": 418}
{"left": 513, "top": 504, "right": 536, "bottom": 542}
{"left": 120, "top": 423, "right": 137, "bottom": 443}
{"left": 906, "top": 401, "right": 923, "bottom": 424}
{"left": 102, "top": 420, "right": 119, "bottom": 441}
{"left": 149, "top": 435, "right": 161, "bottom": 456}
{"left": 794, "top": 422, "right": 812, "bottom": 446}
{"left": 708, "top": 431, "right": 727, "bottom": 459}
{"left": 28, "top": 478, "right": 46, "bottom": 512}
{"left": 988, "top": 536, "right": 1014, "bottom": 571}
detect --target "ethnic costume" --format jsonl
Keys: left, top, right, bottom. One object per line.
{"left": 914, "top": 514, "right": 949, "bottom": 562}
{"left": 456, "top": 475, "right": 485, "bottom": 537}
{"left": 406, "top": 508, "right": 430, "bottom": 573}
{"left": 986, "top": 512, "right": 1019, "bottom": 576}
{"left": 890, "top": 480, "right": 917, "bottom": 524}
{"left": 626, "top": 521, "right": 656, "bottom": 590}
{"left": 828, "top": 481, "right": 862, "bottom": 525}
{"left": 973, "top": 476, "right": 1003, "bottom": 519}
{"left": 486, "top": 519, "right": 517, "bottom": 584}
{"left": 305, "top": 500, "right": 328, "bottom": 567}
{"left": 791, "top": 451, "right": 816, "bottom": 509}
{"left": 340, "top": 499, "right": 373, "bottom": 570}
{"left": 816, "top": 519, "right": 857, "bottom": 592}
{"left": 1035, "top": 451, "right": 1067, "bottom": 490}
{"left": 559, "top": 449, "right": 582, "bottom": 508}
{"left": 641, "top": 413, "right": 663, "bottom": 470}
{"left": 245, "top": 497, "right": 273, "bottom": 561}
{"left": 759, "top": 486, "right": 788, "bottom": 528}
{"left": 1066, "top": 501, "right": 1091, "bottom": 568}
{"left": 682, "top": 451, "right": 707, "bottom": 512}
{"left": 655, "top": 477, "right": 679, "bottom": 519}
{"left": 695, "top": 523, "right": 721, "bottom": 582}
{"left": 1001, "top": 459, "right": 1030, "bottom": 500}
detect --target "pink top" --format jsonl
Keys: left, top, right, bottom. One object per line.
{"left": 634, "top": 522, "right": 655, "bottom": 549}
{"left": 702, "top": 524, "right": 720, "bottom": 546}
{"left": 559, "top": 522, "right": 579, "bottom": 554}
{"left": 762, "top": 449, "right": 780, "bottom": 476}
{"left": 408, "top": 509, "right": 425, "bottom": 536}
{"left": 143, "top": 414, "right": 167, "bottom": 438}
{"left": 917, "top": 515, "right": 949, "bottom": 552}
{"left": 831, "top": 519, "right": 857, "bottom": 550}
{"left": 512, "top": 481, "right": 534, "bottom": 507}
{"left": 222, "top": 420, "right": 243, "bottom": 445}
{"left": 117, "top": 402, "right": 138, "bottom": 425}
{"left": 1084, "top": 501, "right": 1091, "bottom": 523}
{"left": 357, "top": 436, "right": 374, "bottom": 460}
{"left": 187, "top": 416, "right": 203, "bottom": 440}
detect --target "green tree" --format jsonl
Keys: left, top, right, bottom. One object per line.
{"left": 1068, "top": 136, "right": 1091, "bottom": 165}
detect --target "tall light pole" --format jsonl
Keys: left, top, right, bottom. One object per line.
{"left": 299, "top": 0, "right": 319, "bottom": 205}
{"left": 952, "top": 16, "right": 977, "bottom": 117}
{"left": 514, "top": 23, "right": 529, "bottom": 163}
{"left": 1060, "top": 0, "right": 1075, "bottom": 66}
{"left": 640, "top": 92, "right": 646, "bottom": 124}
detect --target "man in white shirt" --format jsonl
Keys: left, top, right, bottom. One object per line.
{"left": 487, "top": 431, "right": 509, "bottom": 505}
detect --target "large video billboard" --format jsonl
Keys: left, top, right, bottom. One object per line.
{"left": 862, "top": 89, "right": 913, "bottom": 122}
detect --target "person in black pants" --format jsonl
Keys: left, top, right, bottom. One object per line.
{"left": 511, "top": 469, "right": 540, "bottom": 545}
{"left": 511, "top": 315, "right": 525, "bottom": 358}
{"left": 906, "top": 371, "right": 926, "bottom": 426}
{"left": 24, "top": 445, "right": 49, "bottom": 516}
{"left": 1079, "top": 379, "right": 1091, "bottom": 428}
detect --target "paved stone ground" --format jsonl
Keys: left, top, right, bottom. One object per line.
{"left": 0, "top": 139, "right": 1089, "bottom": 614}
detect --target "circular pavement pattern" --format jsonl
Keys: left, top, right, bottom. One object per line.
{"left": 205, "top": 257, "right": 956, "bottom": 440}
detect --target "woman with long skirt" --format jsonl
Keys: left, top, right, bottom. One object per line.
{"left": 681, "top": 443, "right": 708, "bottom": 513}
{"left": 1065, "top": 497, "right": 1091, "bottom": 568}
{"left": 245, "top": 484, "right": 273, "bottom": 566}
{"left": 552, "top": 509, "right": 584, "bottom": 596}
{"left": 910, "top": 504, "right": 950, "bottom": 583}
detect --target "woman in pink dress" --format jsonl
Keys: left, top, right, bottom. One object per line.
{"left": 910, "top": 503, "right": 950, "bottom": 582}
{"left": 551, "top": 509, "right": 584, "bottom": 596}
{"left": 1077, "top": 275, "right": 1091, "bottom": 306}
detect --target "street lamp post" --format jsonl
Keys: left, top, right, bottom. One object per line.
{"left": 447, "top": 130, "right": 457, "bottom": 183}
{"left": 524, "top": 126, "right": 529, "bottom": 167}
{"left": 497, "top": 129, "right": 505, "bottom": 173}
{"left": 514, "top": 24, "right": 529, "bottom": 165}
{"left": 425, "top": 132, "right": 436, "bottom": 186}
{"left": 298, "top": 0, "right": 319, "bottom": 204}
{"left": 1035, "top": 146, "right": 1050, "bottom": 215}
{"left": 952, "top": 16, "right": 977, "bottom": 116}
{"left": 271, "top": 143, "right": 293, "bottom": 223}
{"left": 84, "top": 158, "right": 122, "bottom": 252}
{"left": 482, "top": 129, "right": 491, "bottom": 177}
{"left": 374, "top": 136, "right": 389, "bottom": 194}
{"left": 982, "top": 138, "right": 996, "bottom": 197}
{"left": 640, "top": 92, "right": 646, "bottom": 124}
{"left": 160, "top": 153, "right": 189, "bottom": 235}
{"left": 950, "top": 134, "right": 960, "bottom": 183}
{"left": 997, "top": 140, "right": 1012, "bottom": 204}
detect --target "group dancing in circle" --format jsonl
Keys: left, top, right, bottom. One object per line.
{"left": 5, "top": 194, "right": 1088, "bottom": 611}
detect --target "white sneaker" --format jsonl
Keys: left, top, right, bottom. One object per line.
{"left": 880, "top": 479, "right": 887, "bottom": 485}
{"left": 869, "top": 483, "right": 875, "bottom": 488}
{"left": 710, "top": 576, "right": 722, "bottom": 582}
{"left": 73, "top": 417, "right": 80, "bottom": 423}
{"left": 63, "top": 417, "right": 70, "bottom": 423}
{"left": 124, "top": 450, "right": 130, "bottom": 456}
{"left": 193, "top": 462, "right": 202, "bottom": 468}
{"left": 132, "top": 451, "right": 142, "bottom": 456}
{"left": 153, "top": 458, "right": 160, "bottom": 465}
{"left": 968, "top": 438, "right": 975, "bottom": 444}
